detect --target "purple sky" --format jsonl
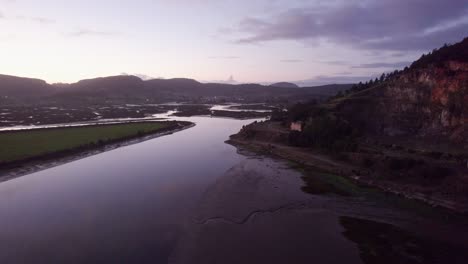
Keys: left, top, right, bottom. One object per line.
{"left": 0, "top": 0, "right": 466, "bottom": 85}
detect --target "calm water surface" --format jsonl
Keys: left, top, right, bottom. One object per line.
{"left": 0, "top": 116, "right": 254, "bottom": 263}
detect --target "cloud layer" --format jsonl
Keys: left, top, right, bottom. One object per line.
{"left": 297, "top": 74, "right": 378, "bottom": 86}
{"left": 351, "top": 61, "right": 411, "bottom": 69}
{"left": 67, "top": 29, "right": 119, "bottom": 37}
{"left": 232, "top": 0, "right": 468, "bottom": 51}
{"left": 16, "top": 15, "right": 55, "bottom": 24}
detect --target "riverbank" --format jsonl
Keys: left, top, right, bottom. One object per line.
{"left": 0, "top": 121, "right": 194, "bottom": 181}
{"left": 227, "top": 121, "right": 468, "bottom": 213}
{"left": 171, "top": 154, "right": 468, "bottom": 264}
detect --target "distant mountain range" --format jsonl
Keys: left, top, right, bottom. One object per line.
{"left": 0, "top": 73, "right": 352, "bottom": 105}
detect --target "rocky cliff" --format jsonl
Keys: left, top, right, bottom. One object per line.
{"left": 336, "top": 38, "right": 468, "bottom": 147}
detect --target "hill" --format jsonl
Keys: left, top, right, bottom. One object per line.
{"left": 0, "top": 74, "right": 52, "bottom": 98}
{"left": 411, "top": 37, "right": 468, "bottom": 69}
{"left": 63, "top": 75, "right": 145, "bottom": 96}
{"left": 270, "top": 82, "right": 300, "bottom": 88}
{"left": 333, "top": 37, "right": 468, "bottom": 145}
{"left": 0, "top": 74, "right": 353, "bottom": 105}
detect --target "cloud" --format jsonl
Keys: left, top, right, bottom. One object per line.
{"left": 281, "top": 59, "right": 303, "bottom": 63}
{"left": 351, "top": 61, "right": 411, "bottom": 69}
{"left": 29, "top": 17, "right": 55, "bottom": 24}
{"left": 336, "top": 71, "right": 354, "bottom": 75}
{"left": 320, "top": 60, "right": 349, "bottom": 65}
{"left": 16, "top": 15, "right": 55, "bottom": 24}
{"left": 121, "top": 73, "right": 154, "bottom": 80}
{"left": 0, "top": 11, "right": 55, "bottom": 24}
{"left": 230, "top": 0, "right": 468, "bottom": 51}
{"left": 67, "top": 29, "right": 119, "bottom": 37}
{"left": 296, "top": 74, "right": 379, "bottom": 86}
{"left": 390, "top": 52, "right": 407, "bottom": 58}
{"left": 134, "top": 74, "right": 154, "bottom": 80}
{"left": 216, "top": 26, "right": 236, "bottom": 35}
{"left": 208, "top": 56, "right": 240, "bottom": 59}
{"left": 206, "top": 75, "right": 239, "bottom": 84}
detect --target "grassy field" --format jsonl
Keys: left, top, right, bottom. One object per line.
{"left": 0, "top": 122, "right": 175, "bottom": 164}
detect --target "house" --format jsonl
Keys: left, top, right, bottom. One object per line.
{"left": 290, "top": 121, "right": 303, "bottom": 132}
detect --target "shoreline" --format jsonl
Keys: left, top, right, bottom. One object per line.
{"left": 227, "top": 137, "right": 468, "bottom": 214}
{"left": 0, "top": 121, "right": 195, "bottom": 182}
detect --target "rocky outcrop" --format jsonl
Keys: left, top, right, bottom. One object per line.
{"left": 335, "top": 38, "right": 468, "bottom": 147}
{"left": 337, "top": 61, "right": 468, "bottom": 146}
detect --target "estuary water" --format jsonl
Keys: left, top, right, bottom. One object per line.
{"left": 0, "top": 112, "right": 467, "bottom": 263}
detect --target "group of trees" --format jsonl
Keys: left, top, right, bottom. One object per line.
{"left": 289, "top": 114, "right": 358, "bottom": 152}
{"left": 286, "top": 101, "right": 321, "bottom": 122}
{"left": 332, "top": 69, "right": 406, "bottom": 99}
{"left": 285, "top": 103, "right": 359, "bottom": 152}
{"left": 411, "top": 38, "right": 467, "bottom": 68}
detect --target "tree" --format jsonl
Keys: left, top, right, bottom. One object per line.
{"left": 380, "top": 73, "right": 386, "bottom": 82}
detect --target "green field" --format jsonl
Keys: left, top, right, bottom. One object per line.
{"left": 0, "top": 122, "right": 174, "bottom": 164}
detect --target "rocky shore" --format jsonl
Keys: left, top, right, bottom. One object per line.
{"left": 228, "top": 121, "right": 468, "bottom": 213}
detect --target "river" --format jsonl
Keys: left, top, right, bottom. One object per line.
{"left": 0, "top": 112, "right": 467, "bottom": 263}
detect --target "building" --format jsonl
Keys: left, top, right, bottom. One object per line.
{"left": 290, "top": 121, "right": 303, "bottom": 132}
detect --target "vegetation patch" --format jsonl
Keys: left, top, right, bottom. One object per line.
{"left": 288, "top": 113, "right": 359, "bottom": 152}
{"left": 286, "top": 162, "right": 360, "bottom": 196}
{"left": 0, "top": 121, "right": 187, "bottom": 166}
{"left": 341, "top": 216, "right": 468, "bottom": 264}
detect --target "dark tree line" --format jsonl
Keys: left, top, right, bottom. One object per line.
{"left": 411, "top": 37, "right": 468, "bottom": 68}
{"left": 331, "top": 69, "right": 404, "bottom": 99}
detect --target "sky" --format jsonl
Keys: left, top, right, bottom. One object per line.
{"left": 0, "top": 0, "right": 466, "bottom": 85}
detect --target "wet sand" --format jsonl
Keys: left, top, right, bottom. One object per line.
{"left": 170, "top": 153, "right": 468, "bottom": 264}
{"left": 170, "top": 156, "right": 361, "bottom": 263}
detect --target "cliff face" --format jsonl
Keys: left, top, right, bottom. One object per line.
{"left": 425, "top": 62, "right": 468, "bottom": 142}
{"left": 337, "top": 60, "right": 468, "bottom": 146}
